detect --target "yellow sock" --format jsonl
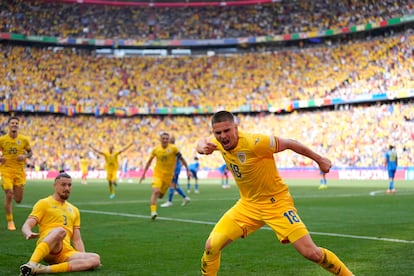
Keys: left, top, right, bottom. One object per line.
{"left": 109, "top": 184, "right": 114, "bottom": 194}
{"left": 29, "top": 242, "right": 50, "bottom": 263}
{"left": 150, "top": 204, "right": 157, "bottom": 213}
{"left": 6, "top": 214, "right": 13, "bottom": 222}
{"left": 319, "top": 247, "right": 353, "bottom": 276}
{"left": 49, "top": 262, "right": 70, "bottom": 273}
{"left": 201, "top": 250, "right": 221, "bottom": 276}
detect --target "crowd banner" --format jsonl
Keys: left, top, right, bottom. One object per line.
{"left": 1, "top": 88, "right": 413, "bottom": 116}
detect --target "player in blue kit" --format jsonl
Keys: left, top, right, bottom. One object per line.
{"left": 384, "top": 145, "right": 398, "bottom": 194}
{"left": 187, "top": 156, "right": 200, "bottom": 193}
{"left": 318, "top": 171, "right": 327, "bottom": 190}
{"left": 218, "top": 163, "right": 230, "bottom": 189}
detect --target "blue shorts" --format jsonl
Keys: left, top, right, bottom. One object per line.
{"left": 190, "top": 169, "right": 198, "bottom": 179}
{"left": 388, "top": 168, "right": 396, "bottom": 178}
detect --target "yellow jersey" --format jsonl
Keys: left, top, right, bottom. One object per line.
{"left": 151, "top": 144, "right": 179, "bottom": 178}
{"left": 79, "top": 158, "right": 89, "bottom": 171}
{"left": 29, "top": 195, "right": 80, "bottom": 245}
{"left": 0, "top": 134, "right": 31, "bottom": 173}
{"left": 213, "top": 131, "right": 288, "bottom": 204}
{"left": 103, "top": 152, "right": 120, "bottom": 171}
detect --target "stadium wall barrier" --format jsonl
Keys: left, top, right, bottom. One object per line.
{"left": 25, "top": 168, "right": 411, "bottom": 180}
{"left": 1, "top": 88, "right": 413, "bottom": 116}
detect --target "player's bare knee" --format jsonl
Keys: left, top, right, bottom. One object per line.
{"left": 14, "top": 193, "right": 23, "bottom": 204}
{"left": 204, "top": 239, "right": 219, "bottom": 256}
{"left": 51, "top": 227, "right": 67, "bottom": 240}
{"left": 205, "top": 239, "right": 212, "bottom": 251}
{"left": 153, "top": 190, "right": 161, "bottom": 197}
{"left": 5, "top": 190, "right": 13, "bottom": 199}
{"left": 89, "top": 253, "right": 101, "bottom": 268}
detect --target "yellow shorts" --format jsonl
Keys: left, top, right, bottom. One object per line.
{"left": 106, "top": 170, "right": 117, "bottom": 182}
{"left": 1, "top": 170, "right": 26, "bottom": 190}
{"left": 152, "top": 176, "right": 173, "bottom": 195}
{"left": 211, "top": 191, "right": 309, "bottom": 244}
{"left": 44, "top": 241, "right": 78, "bottom": 264}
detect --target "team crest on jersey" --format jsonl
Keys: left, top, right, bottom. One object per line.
{"left": 16, "top": 139, "right": 21, "bottom": 145}
{"left": 237, "top": 152, "right": 246, "bottom": 163}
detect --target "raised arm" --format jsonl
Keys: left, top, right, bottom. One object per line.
{"left": 118, "top": 142, "right": 134, "bottom": 154}
{"left": 276, "top": 137, "right": 332, "bottom": 173}
{"left": 89, "top": 144, "right": 104, "bottom": 156}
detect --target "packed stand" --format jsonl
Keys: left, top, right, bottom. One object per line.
{"left": 0, "top": 32, "right": 413, "bottom": 111}
{"left": 0, "top": 101, "right": 411, "bottom": 173}
{"left": 0, "top": 0, "right": 412, "bottom": 40}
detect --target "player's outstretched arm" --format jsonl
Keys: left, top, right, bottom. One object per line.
{"left": 89, "top": 144, "right": 101, "bottom": 155}
{"left": 119, "top": 142, "right": 134, "bottom": 154}
{"left": 277, "top": 137, "right": 332, "bottom": 173}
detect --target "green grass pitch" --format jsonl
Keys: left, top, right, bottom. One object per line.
{"left": 0, "top": 178, "right": 413, "bottom": 275}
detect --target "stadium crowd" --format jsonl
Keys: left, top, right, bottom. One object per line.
{"left": 0, "top": 100, "right": 412, "bottom": 173}
{"left": 0, "top": 0, "right": 412, "bottom": 174}
{"left": 0, "top": 32, "right": 413, "bottom": 111}
{"left": 1, "top": 0, "right": 412, "bottom": 39}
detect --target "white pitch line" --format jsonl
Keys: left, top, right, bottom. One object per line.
{"left": 18, "top": 205, "right": 414, "bottom": 244}
{"left": 20, "top": 190, "right": 411, "bottom": 207}
{"left": 81, "top": 210, "right": 414, "bottom": 244}
{"left": 82, "top": 209, "right": 216, "bottom": 225}
{"left": 308, "top": 231, "right": 414, "bottom": 244}
{"left": 369, "top": 190, "right": 385, "bottom": 196}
